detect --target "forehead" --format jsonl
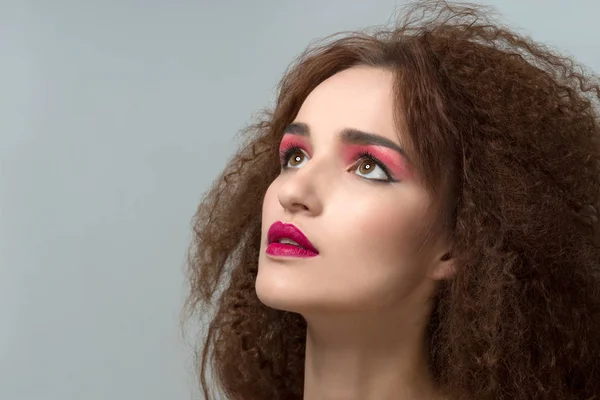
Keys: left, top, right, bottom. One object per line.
{"left": 294, "top": 66, "right": 399, "bottom": 143}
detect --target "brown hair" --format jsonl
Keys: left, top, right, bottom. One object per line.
{"left": 185, "top": 1, "right": 600, "bottom": 399}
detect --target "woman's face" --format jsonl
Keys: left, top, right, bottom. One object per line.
{"left": 256, "top": 66, "right": 452, "bottom": 315}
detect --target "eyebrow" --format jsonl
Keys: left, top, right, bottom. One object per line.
{"left": 283, "top": 122, "right": 410, "bottom": 161}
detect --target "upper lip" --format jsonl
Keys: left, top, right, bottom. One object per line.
{"left": 267, "top": 221, "right": 319, "bottom": 253}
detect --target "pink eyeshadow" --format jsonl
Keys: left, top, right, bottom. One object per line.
{"left": 342, "top": 144, "right": 412, "bottom": 180}
{"left": 279, "top": 134, "right": 311, "bottom": 155}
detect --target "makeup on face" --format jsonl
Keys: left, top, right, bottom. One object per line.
{"left": 278, "top": 123, "right": 412, "bottom": 181}
{"left": 278, "top": 134, "right": 312, "bottom": 166}
{"left": 266, "top": 221, "right": 319, "bottom": 258}
{"left": 341, "top": 144, "right": 410, "bottom": 181}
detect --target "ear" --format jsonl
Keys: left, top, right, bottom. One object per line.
{"left": 428, "top": 251, "right": 456, "bottom": 281}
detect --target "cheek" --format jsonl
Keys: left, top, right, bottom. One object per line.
{"left": 355, "top": 205, "right": 417, "bottom": 252}
{"left": 262, "top": 181, "right": 280, "bottom": 213}
{"left": 330, "top": 189, "right": 432, "bottom": 270}
{"left": 342, "top": 193, "right": 424, "bottom": 238}
{"left": 322, "top": 193, "right": 431, "bottom": 308}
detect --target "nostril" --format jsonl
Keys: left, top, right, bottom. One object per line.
{"left": 293, "top": 203, "right": 310, "bottom": 211}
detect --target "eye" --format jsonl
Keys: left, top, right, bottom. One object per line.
{"left": 281, "top": 147, "right": 309, "bottom": 169}
{"left": 352, "top": 153, "right": 394, "bottom": 182}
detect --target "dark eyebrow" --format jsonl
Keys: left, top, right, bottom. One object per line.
{"left": 283, "top": 122, "right": 410, "bottom": 161}
{"left": 284, "top": 122, "right": 310, "bottom": 136}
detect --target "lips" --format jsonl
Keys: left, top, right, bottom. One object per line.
{"left": 266, "top": 221, "right": 319, "bottom": 258}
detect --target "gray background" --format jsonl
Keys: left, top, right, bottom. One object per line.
{"left": 1, "top": 1, "right": 598, "bottom": 399}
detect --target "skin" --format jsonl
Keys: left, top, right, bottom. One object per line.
{"left": 256, "top": 66, "right": 454, "bottom": 400}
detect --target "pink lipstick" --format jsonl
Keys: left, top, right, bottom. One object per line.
{"left": 266, "top": 221, "right": 319, "bottom": 258}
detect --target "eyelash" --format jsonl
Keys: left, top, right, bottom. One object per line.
{"left": 354, "top": 150, "right": 396, "bottom": 182}
{"left": 278, "top": 142, "right": 304, "bottom": 166}
{"left": 278, "top": 145, "right": 396, "bottom": 183}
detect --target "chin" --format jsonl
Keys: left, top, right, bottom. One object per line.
{"left": 255, "top": 270, "right": 305, "bottom": 313}
{"left": 255, "top": 275, "right": 331, "bottom": 315}
{"left": 255, "top": 272, "right": 365, "bottom": 315}
{"left": 255, "top": 254, "right": 382, "bottom": 314}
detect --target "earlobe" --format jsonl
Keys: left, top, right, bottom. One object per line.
{"left": 430, "top": 252, "right": 456, "bottom": 280}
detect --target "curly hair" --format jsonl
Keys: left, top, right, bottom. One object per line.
{"left": 184, "top": 1, "right": 600, "bottom": 399}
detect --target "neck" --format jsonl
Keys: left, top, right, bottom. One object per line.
{"left": 302, "top": 306, "right": 440, "bottom": 400}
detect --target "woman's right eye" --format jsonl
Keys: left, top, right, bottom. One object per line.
{"left": 281, "top": 147, "right": 309, "bottom": 169}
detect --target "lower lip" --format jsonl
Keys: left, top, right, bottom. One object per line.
{"left": 266, "top": 243, "right": 319, "bottom": 258}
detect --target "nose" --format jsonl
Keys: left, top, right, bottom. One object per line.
{"left": 277, "top": 163, "right": 324, "bottom": 216}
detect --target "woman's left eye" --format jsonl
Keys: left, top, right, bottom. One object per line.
{"left": 352, "top": 156, "right": 393, "bottom": 182}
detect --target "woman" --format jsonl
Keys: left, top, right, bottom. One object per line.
{"left": 185, "top": 1, "right": 600, "bottom": 399}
